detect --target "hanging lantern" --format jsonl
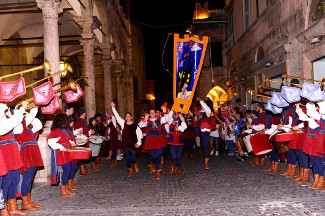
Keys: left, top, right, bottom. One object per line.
{"left": 60, "top": 60, "right": 68, "bottom": 78}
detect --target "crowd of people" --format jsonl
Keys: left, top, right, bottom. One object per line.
{"left": 3, "top": 89, "right": 325, "bottom": 215}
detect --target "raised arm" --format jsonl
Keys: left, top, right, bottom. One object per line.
{"left": 111, "top": 102, "right": 125, "bottom": 129}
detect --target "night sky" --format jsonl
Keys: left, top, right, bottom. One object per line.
{"left": 130, "top": 1, "right": 225, "bottom": 108}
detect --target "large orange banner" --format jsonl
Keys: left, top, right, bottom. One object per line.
{"left": 172, "top": 34, "right": 208, "bottom": 114}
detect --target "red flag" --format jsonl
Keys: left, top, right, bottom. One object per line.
{"left": 41, "top": 95, "right": 61, "bottom": 114}
{"left": 63, "top": 84, "right": 84, "bottom": 103}
{"left": 0, "top": 77, "right": 26, "bottom": 102}
{"left": 33, "top": 81, "right": 54, "bottom": 105}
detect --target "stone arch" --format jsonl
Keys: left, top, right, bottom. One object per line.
{"left": 206, "top": 86, "right": 228, "bottom": 114}
{"left": 255, "top": 46, "right": 264, "bottom": 62}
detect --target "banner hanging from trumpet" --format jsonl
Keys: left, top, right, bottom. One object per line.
{"left": 41, "top": 95, "right": 61, "bottom": 114}
{"left": 33, "top": 81, "right": 54, "bottom": 105}
{"left": 172, "top": 34, "right": 208, "bottom": 114}
{"left": 0, "top": 77, "right": 26, "bottom": 102}
{"left": 64, "top": 84, "right": 84, "bottom": 103}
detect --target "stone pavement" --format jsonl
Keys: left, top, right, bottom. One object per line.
{"left": 25, "top": 152, "right": 325, "bottom": 216}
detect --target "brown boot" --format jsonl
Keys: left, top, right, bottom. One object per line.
{"left": 286, "top": 165, "right": 297, "bottom": 178}
{"left": 292, "top": 167, "right": 304, "bottom": 181}
{"left": 68, "top": 179, "right": 78, "bottom": 191}
{"left": 128, "top": 168, "right": 133, "bottom": 177}
{"left": 60, "top": 185, "right": 73, "bottom": 197}
{"left": 298, "top": 168, "right": 310, "bottom": 184}
{"left": 184, "top": 151, "right": 187, "bottom": 159}
{"left": 133, "top": 163, "right": 139, "bottom": 172}
{"left": 170, "top": 163, "right": 175, "bottom": 175}
{"left": 174, "top": 166, "right": 179, "bottom": 176}
{"left": 190, "top": 154, "right": 194, "bottom": 161}
{"left": 80, "top": 164, "right": 89, "bottom": 175}
{"left": 110, "top": 160, "right": 115, "bottom": 167}
{"left": 96, "top": 157, "right": 104, "bottom": 165}
{"left": 270, "top": 162, "right": 279, "bottom": 174}
{"left": 149, "top": 164, "right": 153, "bottom": 173}
{"left": 250, "top": 157, "right": 258, "bottom": 165}
{"left": 280, "top": 164, "right": 291, "bottom": 176}
{"left": 21, "top": 196, "right": 38, "bottom": 211}
{"left": 84, "top": 164, "right": 92, "bottom": 173}
{"left": 114, "top": 159, "right": 120, "bottom": 167}
{"left": 8, "top": 199, "right": 28, "bottom": 215}
{"left": 205, "top": 158, "right": 209, "bottom": 170}
{"left": 161, "top": 156, "right": 165, "bottom": 167}
{"left": 314, "top": 176, "right": 325, "bottom": 189}
{"left": 0, "top": 203, "right": 9, "bottom": 216}
{"left": 65, "top": 185, "right": 75, "bottom": 196}
{"left": 27, "top": 193, "right": 40, "bottom": 208}
{"left": 151, "top": 164, "right": 156, "bottom": 173}
{"left": 91, "top": 162, "right": 100, "bottom": 170}
{"left": 308, "top": 174, "right": 319, "bottom": 189}
{"left": 265, "top": 161, "right": 275, "bottom": 172}
{"left": 258, "top": 158, "right": 265, "bottom": 168}
{"left": 156, "top": 169, "right": 162, "bottom": 180}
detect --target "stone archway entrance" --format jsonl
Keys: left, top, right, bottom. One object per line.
{"left": 206, "top": 85, "right": 228, "bottom": 114}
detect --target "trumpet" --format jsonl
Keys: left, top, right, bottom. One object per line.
{"left": 264, "top": 76, "right": 302, "bottom": 88}
{"left": 251, "top": 92, "right": 272, "bottom": 98}
{"left": 282, "top": 72, "right": 325, "bottom": 89}
{"left": 258, "top": 84, "right": 280, "bottom": 92}
{"left": 25, "top": 63, "right": 73, "bottom": 89}
{"left": 15, "top": 73, "right": 87, "bottom": 110}
{"left": 0, "top": 60, "right": 51, "bottom": 80}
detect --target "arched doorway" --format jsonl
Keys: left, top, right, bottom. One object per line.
{"left": 206, "top": 86, "right": 228, "bottom": 114}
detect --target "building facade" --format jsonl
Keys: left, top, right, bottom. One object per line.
{"left": 225, "top": 0, "right": 325, "bottom": 109}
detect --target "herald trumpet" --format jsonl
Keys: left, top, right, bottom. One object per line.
{"left": 25, "top": 63, "right": 73, "bottom": 89}
{"left": 282, "top": 72, "right": 325, "bottom": 89}
{"left": 0, "top": 60, "right": 51, "bottom": 80}
{"left": 15, "top": 74, "right": 86, "bottom": 110}
{"left": 264, "top": 76, "right": 302, "bottom": 88}
{"left": 258, "top": 84, "right": 280, "bottom": 92}
{"left": 251, "top": 92, "right": 272, "bottom": 98}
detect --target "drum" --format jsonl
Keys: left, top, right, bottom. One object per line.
{"left": 269, "top": 131, "right": 291, "bottom": 154}
{"left": 89, "top": 135, "right": 103, "bottom": 144}
{"left": 250, "top": 133, "right": 274, "bottom": 156}
{"left": 70, "top": 147, "right": 92, "bottom": 159}
{"left": 243, "top": 134, "right": 254, "bottom": 154}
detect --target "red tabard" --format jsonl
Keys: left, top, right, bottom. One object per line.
{"left": 14, "top": 120, "right": 44, "bottom": 173}
{"left": 160, "top": 126, "right": 167, "bottom": 148}
{"left": 0, "top": 150, "right": 8, "bottom": 176}
{"left": 47, "top": 129, "right": 72, "bottom": 165}
{"left": 107, "top": 125, "right": 123, "bottom": 150}
{"left": 303, "top": 128, "right": 321, "bottom": 157}
{"left": 317, "top": 118, "right": 325, "bottom": 154}
{"left": 122, "top": 122, "right": 138, "bottom": 150}
{"left": 288, "top": 132, "right": 306, "bottom": 149}
{"left": 0, "top": 132, "right": 23, "bottom": 171}
{"left": 144, "top": 119, "right": 164, "bottom": 150}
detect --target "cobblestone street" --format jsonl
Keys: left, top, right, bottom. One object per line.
{"left": 26, "top": 152, "right": 325, "bottom": 216}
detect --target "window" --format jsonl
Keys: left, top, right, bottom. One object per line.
{"left": 266, "top": 0, "right": 274, "bottom": 6}
{"left": 210, "top": 42, "right": 223, "bottom": 67}
{"left": 243, "top": 0, "right": 251, "bottom": 32}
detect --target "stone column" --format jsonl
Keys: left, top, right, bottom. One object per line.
{"left": 35, "top": 0, "right": 63, "bottom": 183}
{"left": 99, "top": 43, "right": 113, "bottom": 111}
{"left": 36, "top": 0, "right": 62, "bottom": 90}
{"left": 80, "top": 38, "right": 96, "bottom": 118}
{"left": 115, "top": 72, "right": 125, "bottom": 116}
